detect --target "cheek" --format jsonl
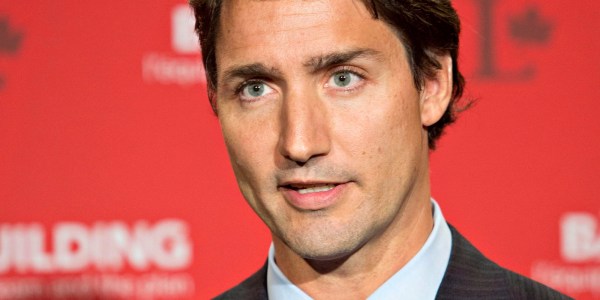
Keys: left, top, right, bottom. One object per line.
{"left": 220, "top": 114, "right": 279, "bottom": 187}
{"left": 334, "top": 89, "right": 423, "bottom": 181}
{"left": 221, "top": 120, "right": 260, "bottom": 176}
{"left": 344, "top": 93, "right": 420, "bottom": 149}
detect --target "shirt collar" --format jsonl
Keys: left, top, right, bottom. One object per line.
{"left": 267, "top": 199, "right": 452, "bottom": 300}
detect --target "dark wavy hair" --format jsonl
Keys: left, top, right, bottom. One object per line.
{"left": 190, "top": 0, "right": 466, "bottom": 149}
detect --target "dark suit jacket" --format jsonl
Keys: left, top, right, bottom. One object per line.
{"left": 214, "top": 225, "right": 572, "bottom": 299}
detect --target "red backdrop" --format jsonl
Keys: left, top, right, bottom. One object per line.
{"left": 0, "top": 1, "right": 598, "bottom": 299}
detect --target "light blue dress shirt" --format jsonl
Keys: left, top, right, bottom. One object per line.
{"left": 266, "top": 199, "right": 452, "bottom": 300}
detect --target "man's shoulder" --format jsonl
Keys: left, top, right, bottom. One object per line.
{"left": 437, "top": 224, "right": 572, "bottom": 300}
{"left": 213, "top": 261, "right": 268, "bottom": 300}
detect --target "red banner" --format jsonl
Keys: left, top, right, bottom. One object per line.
{"left": 0, "top": 1, "right": 598, "bottom": 299}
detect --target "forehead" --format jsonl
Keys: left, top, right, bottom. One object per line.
{"left": 219, "top": 0, "right": 370, "bottom": 35}
{"left": 215, "top": 0, "right": 405, "bottom": 76}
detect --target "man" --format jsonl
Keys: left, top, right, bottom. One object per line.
{"left": 190, "top": 0, "right": 570, "bottom": 299}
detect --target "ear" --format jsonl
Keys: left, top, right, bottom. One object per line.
{"left": 420, "top": 54, "right": 453, "bottom": 126}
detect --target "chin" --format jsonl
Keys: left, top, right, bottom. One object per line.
{"left": 283, "top": 230, "right": 365, "bottom": 262}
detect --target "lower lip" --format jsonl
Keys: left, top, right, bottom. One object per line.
{"left": 281, "top": 183, "right": 348, "bottom": 211}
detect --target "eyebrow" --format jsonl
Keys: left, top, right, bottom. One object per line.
{"left": 219, "top": 48, "right": 382, "bottom": 85}
{"left": 221, "top": 63, "right": 285, "bottom": 85}
{"left": 303, "top": 48, "right": 383, "bottom": 73}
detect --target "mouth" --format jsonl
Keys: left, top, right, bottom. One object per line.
{"left": 283, "top": 183, "right": 338, "bottom": 194}
{"left": 278, "top": 181, "right": 348, "bottom": 210}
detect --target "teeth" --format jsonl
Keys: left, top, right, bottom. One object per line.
{"left": 297, "top": 184, "right": 335, "bottom": 194}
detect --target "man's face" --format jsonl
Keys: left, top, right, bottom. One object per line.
{"left": 215, "top": 0, "right": 435, "bottom": 260}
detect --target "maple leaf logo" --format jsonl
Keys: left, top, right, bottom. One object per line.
{"left": 0, "top": 16, "right": 23, "bottom": 55}
{"left": 509, "top": 6, "right": 553, "bottom": 44}
{"left": 0, "top": 16, "right": 24, "bottom": 90}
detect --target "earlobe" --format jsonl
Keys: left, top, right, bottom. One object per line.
{"left": 420, "top": 55, "right": 453, "bottom": 127}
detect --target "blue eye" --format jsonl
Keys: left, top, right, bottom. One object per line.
{"left": 328, "top": 70, "right": 362, "bottom": 89}
{"left": 240, "top": 81, "right": 274, "bottom": 100}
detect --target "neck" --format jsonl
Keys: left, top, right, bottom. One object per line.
{"left": 273, "top": 173, "right": 434, "bottom": 299}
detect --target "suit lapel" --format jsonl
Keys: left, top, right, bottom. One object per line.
{"left": 435, "top": 225, "right": 510, "bottom": 299}
{"left": 213, "top": 261, "right": 269, "bottom": 300}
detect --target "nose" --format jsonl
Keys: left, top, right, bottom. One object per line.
{"left": 278, "top": 89, "right": 331, "bottom": 165}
